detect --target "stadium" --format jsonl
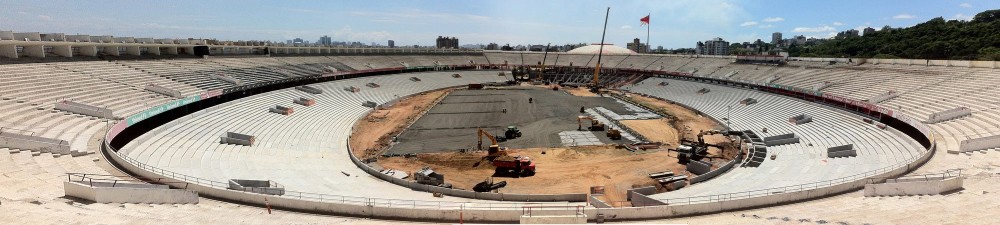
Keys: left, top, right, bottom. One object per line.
{"left": 2, "top": 8, "right": 1000, "bottom": 225}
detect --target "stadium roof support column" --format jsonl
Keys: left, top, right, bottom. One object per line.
{"left": 78, "top": 46, "right": 97, "bottom": 56}
{"left": 51, "top": 45, "right": 72, "bottom": 57}
{"left": 126, "top": 46, "right": 141, "bottom": 56}
{"left": 180, "top": 46, "right": 194, "bottom": 55}
{"left": 164, "top": 46, "right": 177, "bottom": 55}
{"left": 147, "top": 46, "right": 161, "bottom": 55}
{"left": 23, "top": 45, "right": 45, "bottom": 58}
{"left": 0, "top": 45, "right": 17, "bottom": 58}
{"left": 102, "top": 46, "right": 120, "bottom": 56}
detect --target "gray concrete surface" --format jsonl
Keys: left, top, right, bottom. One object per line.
{"left": 390, "top": 88, "right": 632, "bottom": 154}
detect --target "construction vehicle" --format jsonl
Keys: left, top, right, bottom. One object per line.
{"left": 477, "top": 128, "right": 505, "bottom": 155}
{"left": 675, "top": 130, "right": 743, "bottom": 164}
{"left": 577, "top": 116, "right": 606, "bottom": 131}
{"left": 504, "top": 126, "right": 522, "bottom": 139}
{"left": 492, "top": 155, "right": 536, "bottom": 177}
{"left": 476, "top": 128, "right": 536, "bottom": 177}
{"left": 607, "top": 127, "right": 622, "bottom": 140}
{"left": 473, "top": 177, "right": 507, "bottom": 192}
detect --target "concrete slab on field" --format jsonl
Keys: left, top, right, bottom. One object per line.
{"left": 558, "top": 131, "right": 603, "bottom": 146}
{"left": 389, "top": 88, "right": 632, "bottom": 154}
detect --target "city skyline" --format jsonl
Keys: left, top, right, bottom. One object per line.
{"left": 2, "top": 0, "right": 997, "bottom": 48}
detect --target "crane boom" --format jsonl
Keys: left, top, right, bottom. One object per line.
{"left": 477, "top": 128, "right": 498, "bottom": 150}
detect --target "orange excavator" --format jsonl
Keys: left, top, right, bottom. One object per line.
{"left": 477, "top": 128, "right": 536, "bottom": 176}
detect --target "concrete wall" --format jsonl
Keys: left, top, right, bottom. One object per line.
{"left": 0, "top": 132, "right": 71, "bottom": 155}
{"left": 864, "top": 177, "right": 963, "bottom": 197}
{"left": 100, "top": 66, "right": 938, "bottom": 223}
{"left": 64, "top": 181, "right": 199, "bottom": 204}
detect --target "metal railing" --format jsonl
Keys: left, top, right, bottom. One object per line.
{"left": 100, "top": 64, "right": 937, "bottom": 214}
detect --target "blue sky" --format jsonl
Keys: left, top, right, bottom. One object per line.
{"left": 1, "top": 0, "right": 997, "bottom": 48}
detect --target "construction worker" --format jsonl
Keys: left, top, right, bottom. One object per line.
{"left": 529, "top": 98, "right": 533, "bottom": 103}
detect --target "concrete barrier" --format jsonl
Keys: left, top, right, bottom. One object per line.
{"left": 690, "top": 157, "right": 738, "bottom": 184}
{"left": 927, "top": 107, "right": 971, "bottom": 123}
{"left": 220, "top": 132, "right": 255, "bottom": 146}
{"left": 144, "top": 84, "right": 183, "bottom": 98}
{"left": 295, "top": 85, "right": 323, "bottom": 94}
{"left": 210, "top": 74, "right": 243, "bottom": 86}
{"left": 589, "top": 195, "right": 611, "bottom": 208}
{"left": 763, "top": 133, "right": 800, "bottom": 146}
{"left": 788, "top": 114, "right": 813, "bottom": 125}
{"left": 293, "top": 97, "right": 315, "bottom": 106}
{"left": 868, "top": 90, "right": 899, "bottom": 104}
{"left": 0, "top": 131, "right": 73, "bottom": 155}
{"left": 269, "top": 105, "right": 294, "bottom": 115}
{"left": 827, "top": 144, "right": 856, "bottom": 158}
{"left": 626, "top": 186, "right": 656, "bottom": 201}
{"left": 686, "top": 160, "right": 711, "bottom": 175}
{"left": 956, "top": 134, "right": 1000, "bottom": 153}
{"left": 64, "top": 181, "right": 199, "bottom": 204}
{"left": 864, "top": 177, "right": 963, "bottom": 197}
{"left": 228, "top": 179, "right": 285, "bottom": 195}
{"left": 55, "top": 100, "right": 115, "bottom": 119}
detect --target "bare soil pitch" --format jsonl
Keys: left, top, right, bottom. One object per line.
{"left": 389, "top": 88, "right": 633, "bottom": 154}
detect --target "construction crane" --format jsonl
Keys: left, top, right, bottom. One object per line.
{"left": 675, "top": 130, "right": 743, "bottom": 164}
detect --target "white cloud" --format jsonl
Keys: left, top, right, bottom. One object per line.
{"left": 740, "top": 21, "right": 759, "bottom": 27}
{"left": 832, "top": 22, "right": 845, "bottom": 26}
{"left": 792, "top": 25, "right": 836, "bottom": 33}
{"left": 620, "top": 25, "right": 632, "bottom": 30}
{"left": 960, "top": 3, "right": 972, "bottom": 8}
{"left": 952, "top": 13, "right": 973, "bottom": 21}
{"left": 37, "top": 15, "right": 53, "bottom": 21}
{"left": 893, "top": 14, "right": 916, "bottom": 20}
{"left": 758, "top": 24, "right": 774, "bottom": 29}
{"left": 763, "top": 17, "right": 784, "bottom": 22}
{"left": 17, "top": 11, "right": 27, "bottom": 15}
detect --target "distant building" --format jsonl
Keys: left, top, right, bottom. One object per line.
{"left": 388, "top": 40, "right": 395, "bottom": 48}
{"left": 317, "top": 35, "right": 332, "bottom": 46}
{"left": 292, "top": 38, "right": 304, "bottom": 46}
{"left": 771, "top": 32, "right": 782, "bottom": 45}
{"left": 835, "top": 29, "right": 860, "bottom": 39}
{"left": 626, "top": 38, "right": 648, "bottom": 53}
{"left": 286, "top": 40, "right": 293, "bottom": 45}
{"left": 486, "top": 43, "right": 499, "bottom": 50}
{"left": 435, "top": 36, "right": 459, "bottom": 49}
{"left": 696, "top": 37, "right": 729, "bottom": 55}
{"left": 863, "top": 27, "right": 876, "bottom": 36}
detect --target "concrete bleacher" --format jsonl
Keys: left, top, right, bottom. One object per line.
{"left": 120, "top": 71, "right": 508, "bottom": 201}
{"left": 631, "top": 77, "right": 925, "bottom": 199}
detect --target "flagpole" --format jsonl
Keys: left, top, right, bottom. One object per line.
{"left": 646, "top": 13, "right": 650, "bottom": 53}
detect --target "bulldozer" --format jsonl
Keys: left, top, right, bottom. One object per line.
{"left": 577, "top": 116, "right": 606, "bottom": 131}
{"left": 607, "top": 127, "right": 622, "bottom": 140}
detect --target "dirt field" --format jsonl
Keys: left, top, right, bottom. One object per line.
{"left": 620, "top": 119, "right": 679, "bottom": 147}
{"left": 624, "top": 94, "right": 734, "bottom": 158}
{"left": 378, "top": 146, "right": 687, "bottom": 203}
{"left": 353, "top": 87, "right": 739, "bottom": 204}
{"left": 564, "top": 87, "right": 598, "bottom": 97}
{"left": 349, "top": 88, "right": 451, "bottom": 158}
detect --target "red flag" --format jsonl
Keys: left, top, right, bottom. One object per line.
{"left": 640, "top": 15, "right": 650, "bottom": 26}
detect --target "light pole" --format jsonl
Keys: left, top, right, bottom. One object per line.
{"left": 726, "top": 105, "right": 732, "bottom": 128}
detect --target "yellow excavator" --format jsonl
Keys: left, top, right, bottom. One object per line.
{"left": 477, "top": 128, "right": 504, "bottom": 156}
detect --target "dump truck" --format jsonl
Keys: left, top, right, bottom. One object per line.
{"left": 492, "top": 155, "right": 536, "bottom": 177}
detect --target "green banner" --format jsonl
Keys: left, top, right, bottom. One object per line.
{"left": 127, "top": 95, "right": 201, "bottom": 126}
